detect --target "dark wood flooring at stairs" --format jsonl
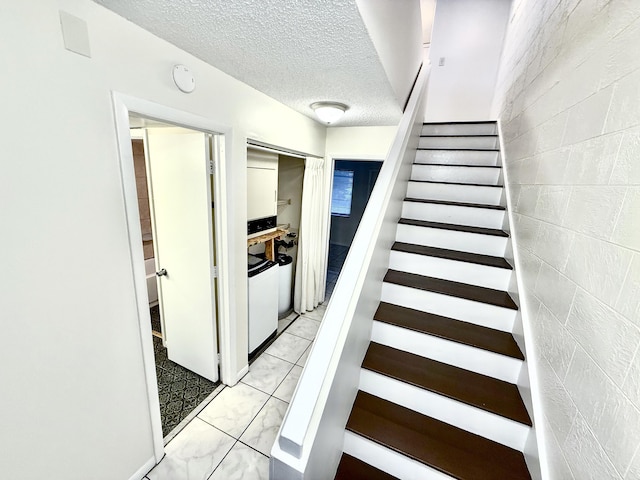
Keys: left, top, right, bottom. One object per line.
{"left": 398, "top": 217, "right": 509, "bottom": 237}
{"left": 346, "top": 391, "right": 532, "bottom": 480}
{"left": 384, "top": 269, "right": 518, "bottom": 310}
{"left": 392, "top": 242, "right": 513, "bottom": 269}
{"left": 374, "top": 302, "right": 524, "bottom": 360}
{"left": 363, "top": 342, "right": 531, "bottom": 425}
{"left": 334, "top": 454, "right": 399, "bottom": 480}
{"left": 413, "top": 162, "right": 501, "bottom": 167}
{"left": 405, "top": 197, "right": 505, "bottom": 210}
{"left": 409, "top": 179, "right": 503, "bottom": 187}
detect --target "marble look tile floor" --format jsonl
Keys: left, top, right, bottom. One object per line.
{"left": 145, "top": 304, "right": 326, "bottom": 480}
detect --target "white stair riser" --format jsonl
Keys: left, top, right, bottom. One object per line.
{"left": 421, "top": 124, "right": 497, "bottom": 136}
{"left": 343, "top": 431, "right": 454, "bottom": 480}
{"left": 360, "top": 370, "right": 529, "bottom": 451}
{"left": 419, "top": 136, "right": 499, "bottom": 150}
{"left": 406, "top": 182, "right": 503, "bottom": 206}
{"left": 371, "top": 321, "right": 522, "bottom": 383}
{"left": 381, "top": 282, "right": 516, "bottom": 332}
{"left": 414, "top": 149, "right": 499, "bottom": 166}
{"left": 402, "top": 202, "right": 505, "bottom": 229}
{"left": 395, "top": 224, "right": 508, "bottom": 257}
{"left": 411, "top": 164, "right": 501, "bottom": 185}
{"left": 389, "top": 250, "right": 512, "bottom": 291}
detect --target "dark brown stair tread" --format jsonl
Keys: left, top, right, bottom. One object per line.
{"left": 409, "top": 179, "right": 503, "bottom": 187}
{"left": 384, "top": 270, "right": 518, "bottom": 310}
{"left": 413, "top": 162, "right": 501, "bottom": 168}
{"left": 404, "top": 197, "right": 505, "bottom": 211}
{"left": 334, "top": 454, "right": 399, "bottom": 480}
{"left": 392, "top": 242, "right": 512, "bottom": 269}
{"left": 374, "top": 302, "right": 524, "bottom": 360}
{"left": 363, "top": 342, "right": 531, "bottom": 425}
{"left": 420, "top": 134, "right": 498, "bottom": 138}
{"left": 423, "top": 121, "right": 497, "bottom": 125}
{"left": 399, "top": 218, "right": 509, "bottom": 237}
{"left": 347, "top": 392, "right": 531, "bottom": 480}
{"left": 417, "top": 147, "right": 500, "bottom": 151}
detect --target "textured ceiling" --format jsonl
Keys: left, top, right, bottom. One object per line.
{"left": 94, "top": 0, "right": 402, "bottom": 126}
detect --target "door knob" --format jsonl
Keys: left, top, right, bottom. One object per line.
{"left": 156, "top": 268, "right": 168, "bottom": 277}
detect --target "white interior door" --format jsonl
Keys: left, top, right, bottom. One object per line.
{"left": 145, "top": 127, "right": 219, "bottom": 382}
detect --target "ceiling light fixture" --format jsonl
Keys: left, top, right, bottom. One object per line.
{"left": 310, "top": 101, "right": 349, "bottom": 125}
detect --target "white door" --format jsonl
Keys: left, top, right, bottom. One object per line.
{"left": 145, "top": 127, "right": 219, "bottom": 382}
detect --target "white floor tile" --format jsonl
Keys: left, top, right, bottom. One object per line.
{"left": 147, "top": 418, "right": 234, "bottom": 480}
{"left": 241, "top": 353, "right": 294, "bottom": 395}
{"left": 286, "top": 317, "right": 321, "bottom": 340}
{"left": 239, "top": 397, "right": 289, "bottom": 457}
{"left": 264, "top": 332, "right": 311, "bottom": 363}
{"left": 209, "top": 442, "right": 269, "bottom": 480}
{"left": 273, "top": 365, "right": 303, "bottom": 403}
{"left": 296, "top": 345, "right": 311, "bottom": 367}
{"left": 302, "top": 308, "right": 325, "bottom": 322}
{"left": 198, "top": 383, "right": 269, "bottom": 438}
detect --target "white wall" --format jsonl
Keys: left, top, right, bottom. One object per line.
{"left": 0, "top": 1, "right": 325, "bottom": 478}
{"left": 492, "top": 1, "right": 640, "bottom": 479}
{"left": 325, "top": 126, "right": 397, "bottom": 160}
{"left": 425, "top": 0, "right": 511, "bottom": 121}
{"left": 356, "top": 0, "right": 424, "bottom": 105}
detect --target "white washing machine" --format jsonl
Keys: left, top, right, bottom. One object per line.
{"left": 248, "top": 255, "right": 279, "bottom": 358}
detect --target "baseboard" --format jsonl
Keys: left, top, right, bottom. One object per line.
{"left": 235, "top": 364, "right": 250, "bottom": 383}
{"left": 129, "top": 455, "right": 156, "bottom": 480}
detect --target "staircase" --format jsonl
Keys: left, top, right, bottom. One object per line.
{"left": 334, "top": 122, "right": 533, "bottom": 480}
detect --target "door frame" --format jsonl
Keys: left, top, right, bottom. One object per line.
{"left": 111, "top": 92, "right": 234, "bottom": 461}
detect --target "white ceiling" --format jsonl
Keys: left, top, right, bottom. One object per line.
{"left": 93, "top": 0, "right": 406, "bottom": 126}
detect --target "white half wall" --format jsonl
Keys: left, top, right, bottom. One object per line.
{"left": 424, "top": 0, "right": 511, "bottom": 122}
{"left": 356, "top": 0, "right": 423, "bottom": 105}
{"left": 0, "top": 1, "right": 325, "bottom": 479}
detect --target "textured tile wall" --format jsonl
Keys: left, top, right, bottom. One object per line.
{"left": 492, "top": 0, "right": 640, "bottom": 478}
{"left": 132, "top": 139, "right": 154, "bottom": 259}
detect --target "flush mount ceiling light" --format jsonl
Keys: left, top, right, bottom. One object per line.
{"left": 310, "top": 102, "right": 349, "bottom": 125}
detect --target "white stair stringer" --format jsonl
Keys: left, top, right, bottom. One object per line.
{"left": 418, "top": 135, "right": 499, "bottom": 150}
{"left": 370, "top": 320, "right": 523, "bottom": 384}
{"left": 381, "top": 282, "right": 517, "bottom": 333}
{"left": 421, "top": 123, "right": 497, "bottom": 136}
{"left": 406, "top": 181, "right": 503, "bottom": 206}
{"left": 343, "top": 431, "right": 455, "bottom": 480}
{"left": 359, "top": 369, "right": 529, "bottom": 451}
{"left": 395, "top": 223, "right": 508, "bottom": 257}
{"left": 414, "top": 149, "right": 499, "bottom": 166}
{"left": 411, "top": 164, "right": 502, "bottom": 185}
{"left": 402, "top": 200, "right": 505, "bottom": 229}
{"left": 389, "top": 250, "right": 512, "bottom": 291}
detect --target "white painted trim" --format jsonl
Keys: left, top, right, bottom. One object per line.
{"left": 496, "top": 120, "right": 548, "bottom": 479}
{"left": 381, "top": 283, "right": 517, "bottom": 332}
{"left": 111, "top": 92, "right": 235, "bottom": 464}
{"left": 395, "top": 223, "right": 508, "bottom": 257}
{"left": 388, "top": 250, "right": 512, "bottom": 291}
{"left": 234, "top": 364, "right": 250, "bottom": 383}
{"left": 128, "top": 455, "right": 156, "bottom": 480}
{"left": 343, "top": 431, "right": 454, "bottom": 480}
{"left": 370, "top": 321, "right": 523, "bottom": 383}
{"left": 359, "top": 370, "right": 529, "bottom": 450}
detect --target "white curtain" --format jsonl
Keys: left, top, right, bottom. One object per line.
{"left": 294, "top": 156, "right": 330, "bottom": 314}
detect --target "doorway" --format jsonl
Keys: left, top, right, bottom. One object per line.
{"left": 112, "top": 93, "right": 233, "bottom": 462}
{"left": 327, "top": 159, "right": 382, "bottom": 296}
{"left": 130, "top": 118, "right": 221, "bottom": 437}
